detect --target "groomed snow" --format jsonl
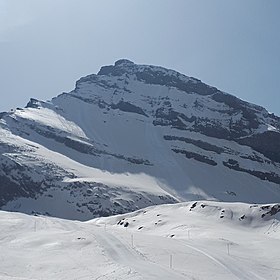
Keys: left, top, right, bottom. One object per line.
{"left": 0, "top": 201, "right": 279, "bottom": 280}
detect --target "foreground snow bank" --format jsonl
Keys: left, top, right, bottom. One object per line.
{"left": 0, "top": 201, "right": 279, "bottom": 279}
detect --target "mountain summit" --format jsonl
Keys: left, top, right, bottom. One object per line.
{"left": 0, "top": 60, "right": 280, "bottom": 220}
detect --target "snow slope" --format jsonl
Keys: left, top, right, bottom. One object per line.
{"left": 0, "top": 201, "right": 279, "bottom": 279}
{"left": 0, "top": 59, "right": 280, "bottom": 219}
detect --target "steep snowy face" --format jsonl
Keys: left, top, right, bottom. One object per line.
{"left": 71, "top": 59, "right": 280, "bottom": 142}
{"left": 61, "top": 59, "right": 280, "bottom": 164}
{"left": 0, "top": 59, "right": 280, "bottom": 219}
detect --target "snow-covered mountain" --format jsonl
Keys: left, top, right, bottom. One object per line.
{"left": 0, "top": 201, "right": 279, "bottom": 279}
{"left": 0, "top": 59, "right": 280, "bottom": 219}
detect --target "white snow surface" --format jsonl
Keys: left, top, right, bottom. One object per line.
{"left": 0, "top": 201, "right": 279, "bottom": 280}
{"left": 1, "top": 60, "right": 280, "bottom": 219}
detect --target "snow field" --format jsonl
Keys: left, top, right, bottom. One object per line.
{"left": 1, "top": 200, "right": 279, "bottom": 279}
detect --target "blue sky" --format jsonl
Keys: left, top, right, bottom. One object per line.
{"left": 0, "top": 0, "right": 279, "bottom": 114}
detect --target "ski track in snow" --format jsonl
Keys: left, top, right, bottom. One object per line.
{"left": 1, "top": 203, "right": 280, "bottom": 279}
{"left": 81, "top": 226, "right": 187, "bottom": 280}
{"left": 178, "top": 240, "right": 265, "bottom": 280}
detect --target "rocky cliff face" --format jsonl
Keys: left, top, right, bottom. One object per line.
{"left": 0, "top": 59, "right": 279, "bottom": 220}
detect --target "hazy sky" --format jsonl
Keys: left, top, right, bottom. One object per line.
{"left": 0, "top": 0, "right": 279, "bottom": 114}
